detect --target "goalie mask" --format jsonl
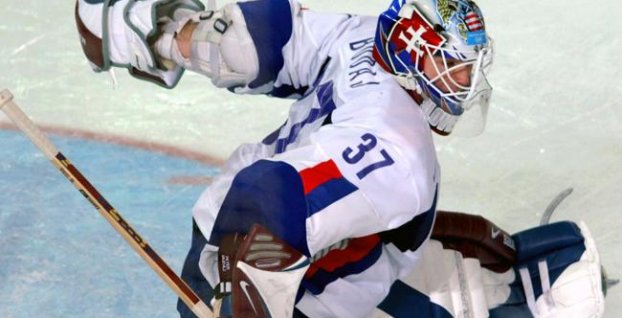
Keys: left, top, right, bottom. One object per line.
{"left": 373, "top": 0, "right": 494, "bottom": 135}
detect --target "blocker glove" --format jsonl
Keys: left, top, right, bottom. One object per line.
{"left": 74, "top": 0, "right": 204, "bottom": 88}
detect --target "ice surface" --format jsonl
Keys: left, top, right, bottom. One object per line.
{"left": 0, "top": 130, "right": 219, "bottom": 317}
{"left": 1, "top": 0, "right": 620, "bottom": 316}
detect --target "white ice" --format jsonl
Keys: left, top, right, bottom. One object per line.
{"left": 0, "top": 0, "right": 620, "bottom": 316}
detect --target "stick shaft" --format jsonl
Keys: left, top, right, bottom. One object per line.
{"left": 0, "top": 89, "right": 212, "bottom": 318}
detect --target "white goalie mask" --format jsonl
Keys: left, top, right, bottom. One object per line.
{"left": 373, "top": 0, "right": 494, "bottom": 135}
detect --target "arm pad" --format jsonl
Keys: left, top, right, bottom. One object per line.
{"left": 153, "top": 3, "right": 260, "bottom": 89}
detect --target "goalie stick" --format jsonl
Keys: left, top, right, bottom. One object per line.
{"left": 0, "top": 89, "right": 213, "bottom": 318}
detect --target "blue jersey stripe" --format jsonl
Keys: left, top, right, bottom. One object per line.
{"left": 306, "top": 177, "right": 358, "bottom": 216}
{"left": 262, "top": 122, "right": 286, "bottom": 145}
{"left": 378, "top": 280, "right": 453, "bottom": 318}
{"left": 379, "top": 186, "right": 438, "bottom": 252}
{"left": 270, "top": 83, "right": 309, "bottom": 98}
{"left": 274, "top": 81, "right": 336, "bottom": 153}
{"left": 238, "top": 0, "right": 293, "bottom": 88}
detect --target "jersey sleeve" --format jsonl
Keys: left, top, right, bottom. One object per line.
{"left": 203, "top": 124, "right": 439, "bottom": 258}
{"left": 305, "top": 118, "right": 440, "bottom": 255}
{"left": 230, "top": 0, "right": 354, "bottom": 97}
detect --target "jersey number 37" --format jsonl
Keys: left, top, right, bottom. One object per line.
{"left": 342, "top": 133, "right": 395, "bottom": 179}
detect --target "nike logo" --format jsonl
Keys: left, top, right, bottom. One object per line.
{"left": 491, "top": 227, "right": 501, "bottom": 239}
{"left": 240, "top": 280, "right": 259, "bottom": 315}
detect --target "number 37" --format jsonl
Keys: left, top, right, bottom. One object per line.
{"left": 342, "top": 133, "right": 395, "bottom": 179}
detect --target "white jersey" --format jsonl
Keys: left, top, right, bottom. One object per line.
{"left": 191, "top": 1, "right": 440, "bottom": 316}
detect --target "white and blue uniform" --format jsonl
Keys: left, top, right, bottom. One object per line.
{"left": 179, "top": 0, "right": 440, "bottom": 317}
{"left": 72, "top": 0, "right": 607, "bottom": 316}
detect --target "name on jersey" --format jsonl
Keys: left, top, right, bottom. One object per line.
{"left": 348, "top": 38, "right": 380, "bottom": 89}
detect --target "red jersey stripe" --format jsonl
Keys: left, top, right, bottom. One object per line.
{"left": 306, "top": 234, "right": 381, "bottom": 278}
{"left": 299, "top": 160, "right": 343, "bottom": 195}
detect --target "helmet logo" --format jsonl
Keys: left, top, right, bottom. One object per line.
{"left": 464, "top": 11, "right": 483, "bottom": 31}
{"left": 435, "top": 0, "right": 487, "bottom": 45}
{"left": 387, "top": 7, "right": 446, "bottom": 70}
{"left": 398, "top": 25, "right": 428, "bottom": 57}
